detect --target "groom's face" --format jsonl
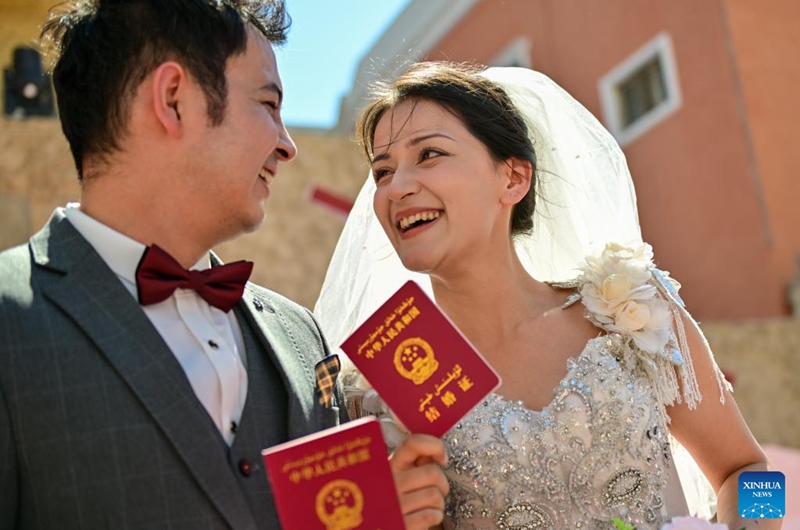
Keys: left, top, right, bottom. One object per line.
{"left": 186, "top": 26, "right": 298, "bottom": 239}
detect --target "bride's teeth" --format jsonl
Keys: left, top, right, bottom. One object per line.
{"left": 399, "top": 211, "right": 439, "bottom": 230}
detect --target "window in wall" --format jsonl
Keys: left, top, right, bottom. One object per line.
{"left": 599, "top": 32, "right": 681, "bottom": 146}
{"left": 619, "top": 57, "right": 667, "bottom": 127}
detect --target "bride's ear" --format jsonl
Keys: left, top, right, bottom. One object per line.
{"left": 500, "top": 157, "right": 533, "bottom": 206}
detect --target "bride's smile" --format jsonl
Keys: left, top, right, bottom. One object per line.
{"left": 370, "top": 98, "right": 519, "bottom": 275}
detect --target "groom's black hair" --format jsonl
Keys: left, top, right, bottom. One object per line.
{"left": 40, "top": 0, "right": 290, "bottom": 180}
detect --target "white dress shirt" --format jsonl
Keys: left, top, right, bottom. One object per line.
{"left": 65, "top": 204, "right": 248, "bottom": 446}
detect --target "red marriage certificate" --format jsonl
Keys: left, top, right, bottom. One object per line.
{"left": 340, "top": 280, "right": 501, "bottom": 438}
{"left": 262, "top": 417, "right": 404, "bottom": 530}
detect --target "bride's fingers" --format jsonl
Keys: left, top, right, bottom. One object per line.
{"left": 398, "top": 484, "right": 447, "bottom": 514}
{"left": 396, "top": 472, "right": 447, "bottom": 530}
{"left": 402, "top": 507, "right": 446, "bottom": 530}
{"left": 389, "top": 435, "right": 450, "bottom": 530}
{"left": 390, "top": 434, "right": 448, "bottom": 471}
{"left": 394, "top": 463, "right": 450, "bottom": 499}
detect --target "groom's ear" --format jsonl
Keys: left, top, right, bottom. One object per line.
{"left": 500, "top": 157, "right": 533, "bottom": 206}
{"left": 150, "top": 61, "right": 192, "bottom": 139}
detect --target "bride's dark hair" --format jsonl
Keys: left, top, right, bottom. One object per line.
{"left": 356, "top": 61, "right": 538, "bottom": 236}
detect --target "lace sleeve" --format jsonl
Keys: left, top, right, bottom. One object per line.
{"left": 577, "top": 242, "right": 731, "bottom": 421}
{"left": 649, "top": 268, "right": 733, "bottom": 406}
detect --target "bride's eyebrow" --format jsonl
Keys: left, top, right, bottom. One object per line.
{"left": 371, "top": 132, "right": 455, "bottom": 164}
{"left": 371, "top": 151, "right": 391, "bottom": 164}
{"left": 408, "top": 133, "right": 454, "bottom": 146}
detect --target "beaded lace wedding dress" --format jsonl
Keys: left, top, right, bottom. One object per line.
{"left": 314, "top": 67, "right": 728, "bottom": 529}
{"left": 439, "top": 260, "right": 723, "bottom": 529}
{"left": 337, "top": 244, "right": 727, "bottom": 530}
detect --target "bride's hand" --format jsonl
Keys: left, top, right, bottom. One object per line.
{"left": 389, "top": 434, "right": 449, "bottom": 530}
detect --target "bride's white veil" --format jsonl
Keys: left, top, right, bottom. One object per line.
{"left": 315, "top": 66, "right": 641, "bottom": 349}
{"left": 314, "top": 66, "right": 713, "bottom": 518}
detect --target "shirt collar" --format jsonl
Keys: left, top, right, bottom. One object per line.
{"left": 64, "top": 203, "right": 210, "bottom": 295}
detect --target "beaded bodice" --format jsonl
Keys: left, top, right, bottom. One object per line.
{"left": 443, "top": 333, "right": 677, "bottom": 530}
{"left": 340, "top": 245, "right": 727, "bottom": 528}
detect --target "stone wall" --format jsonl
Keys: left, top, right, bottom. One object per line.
{"left": 0, "top": 118, "right": 368, "bottom": 309}
{"left": 703, "top": 318, "right": 800, "bottom": 449}
{"left": 0, "top": 3, "right": 79, "bottom": 246}
{"left": 0, "top": 119, "right": 76, "bottom": 248}
{"left": 213, "top": 129, "right": 367, "bottom": 309}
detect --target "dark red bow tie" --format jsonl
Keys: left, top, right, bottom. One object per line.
{"left": 135, "top": 244, "right": 253, "bottom": 313}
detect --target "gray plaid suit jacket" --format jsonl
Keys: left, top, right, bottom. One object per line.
{"left": 0, "top": 210, "right": 344, "bottom": 529}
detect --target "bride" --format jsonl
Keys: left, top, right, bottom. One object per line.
{"left": 315, "top": 62, "right": 778, "bottom": 530}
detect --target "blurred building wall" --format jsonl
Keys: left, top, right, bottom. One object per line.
{"left": 0, "top": 1, "right": 61, "bottom": 250}
{"left": 336, "top": 0, "right": 800, "bottom": 448}
{"left": 341, "top": 0, "right": 800, "bottom": 322}
{"left": 705, "top": 319, "right": 800, "bottom": 449}
{"left": 725, "top": 0, "right": 800, "bottom": 299}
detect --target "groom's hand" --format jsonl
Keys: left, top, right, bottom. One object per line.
{"left": 389, "top": 434, "right": 449, "bottom": 530}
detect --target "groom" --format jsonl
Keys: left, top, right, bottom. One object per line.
{"left": 0, "top": 1, "right": 447, "bottom": 529}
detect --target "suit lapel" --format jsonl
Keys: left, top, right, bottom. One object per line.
{"left": 33, "top": 212, "right": 258, "bottom": 530}
{"left": 237, "top": 286, "right": 315, "bottom": 438}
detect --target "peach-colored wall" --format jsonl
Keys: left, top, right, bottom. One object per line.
{"left": 725, "top": 0, "right": 800, "bottom": 290}
{"left": 423, "top": 0, "right": 796, "bottom": 321}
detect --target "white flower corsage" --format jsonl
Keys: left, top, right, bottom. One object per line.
{"left": 579, "top": 242, "right": 674, "bottom": 354}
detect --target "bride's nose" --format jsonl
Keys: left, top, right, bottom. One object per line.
{"left": 386, "top": 167, "right": 421, "bottom": 202}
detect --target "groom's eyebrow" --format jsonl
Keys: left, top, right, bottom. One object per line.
{"left": 371, "top": 133, "right": 454, "bottom": 164}
{"left": 258, "top": 82, "right": 283, "bottom": 105}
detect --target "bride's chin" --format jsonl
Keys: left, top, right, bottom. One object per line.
{"left": 397, "top": 255, "right": 434, "bottom": 274}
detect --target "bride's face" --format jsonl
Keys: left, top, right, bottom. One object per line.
{"left": 370, "top": 98, "right": 513, "bottom": 275}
